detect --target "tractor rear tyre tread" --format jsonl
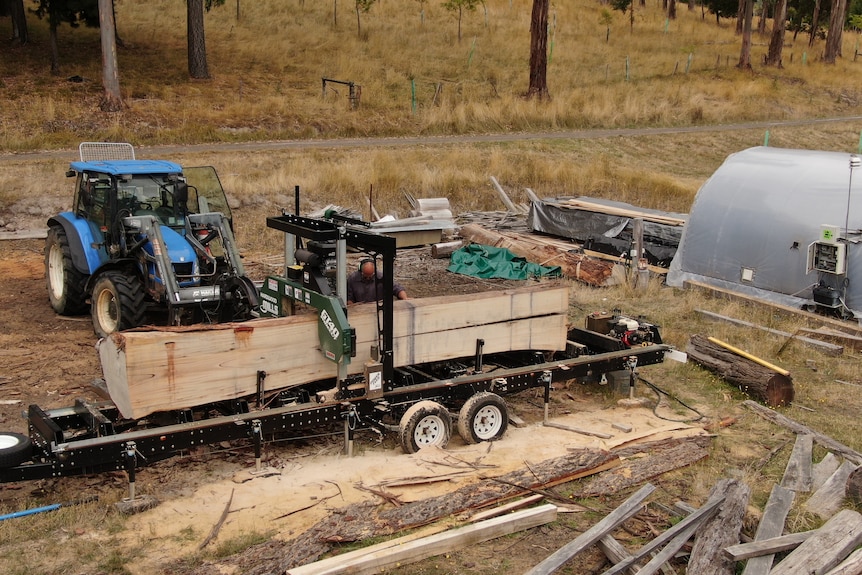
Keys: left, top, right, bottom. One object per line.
{"left": 91, "top": 271, "right": 146, "bottom": 338}
{"left": 0, "top": 432, "right": 33, "bottom": 468}
{"left": 457, "top": 392, "right": 508, "bottom": 444}
{"left": 398, "top": 400, "right": 452, "bottom": 454}
{"left": 45, "top": 225, "right": 88, "bottom": 315}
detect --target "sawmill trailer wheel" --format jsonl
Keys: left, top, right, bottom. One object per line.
{"left": 399, "top": 400, "right": 453, "bottom": 454}
{"left": 457, "top": 392, "right": 508, "bottom": 445}
{"left": 0, "top": 433, "right": 32, "bottom": 468}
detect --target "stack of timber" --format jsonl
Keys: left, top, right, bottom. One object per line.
{"left": 459, "top": 223, "right": 616, "bottom": 286}
{"left": 98, "top": 284, "right": 569, "bottom": 419}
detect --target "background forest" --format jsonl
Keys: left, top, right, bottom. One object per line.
{"left": 1, "top": 0, "right": 862, "bottom": 153}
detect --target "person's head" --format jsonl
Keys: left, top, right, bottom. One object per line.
{"left": 360, "top": 260, "right": 376, "bottom": 282}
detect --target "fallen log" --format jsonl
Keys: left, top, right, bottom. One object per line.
{"left": 687, "top": 335, "right": 794, "bottom": 407}
{"left": 687, "top": 478, "right": 751, "bottom": 575}
{"left": 459, "top": 223, "right": 615, "bottom": 286}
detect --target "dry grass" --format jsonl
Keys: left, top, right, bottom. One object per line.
{"left": 1, "top": 0, "right": 862, "bottom": 151}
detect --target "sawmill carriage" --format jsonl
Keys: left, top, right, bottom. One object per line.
{"left": 0, "top": 212, "right": 671, "bottom": 488}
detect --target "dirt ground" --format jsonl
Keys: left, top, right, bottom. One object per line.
{"left": 0, "top": 234, "right": 710, "bottom": 575}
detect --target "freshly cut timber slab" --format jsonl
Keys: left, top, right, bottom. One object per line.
{"left": 99, "top": 284, "right": 569, "bottom": 419}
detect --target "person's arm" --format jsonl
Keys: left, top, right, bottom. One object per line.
{"left": 393, "top": 280, "right": 408, "bottom": 300}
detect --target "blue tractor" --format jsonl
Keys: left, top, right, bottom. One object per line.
{"left": 45, "top": 142, "right": 259, "bottom": 337}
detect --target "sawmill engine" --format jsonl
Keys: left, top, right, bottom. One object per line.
{"left": 587, "top": 312, "right": 663, "bottom": 347}
{"left": 293, "top": 241, "right": 338, "bottom": 295}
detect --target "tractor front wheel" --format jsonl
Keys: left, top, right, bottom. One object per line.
{"left": 91, "top": 271, "right": 146, "bottom": 338}
{"left": 45, "top": 225, "right": 88, "bottom": 315}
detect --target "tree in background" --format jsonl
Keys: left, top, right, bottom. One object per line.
{"left": 765, "top": 0, "right": 788, "bottom": 65}
{"left": 612, "top": 0, "right": 636, "bottom": 31}
{"left": 98, "top": 0, "right": 122, "bottom": 111}
{"left": 188, "top": 0, "right": 225, "bottom": 79}
{"left": 526, "top": 0, "right": 549, "bottom": 100}
{"left": 355, "top": 0, "right": 376, "bottom": 39}
{"left": 737, "top": 0, "right": 753, "bottom": 68}
{"left": 442, "top": 0, "right": 482, "bottom": 42}
{"left": 824, "top": 0, "right": 848, "bottom": 61}
{"left": 2, "top": 0, "right": 29, "bottom": 44}
{"left": 809, "top": 0, "right": 824, "bottom": 46}
{"left": 704, "top": 0, "right": 739, "bottom": 24}
{"left": 33, "top": 0, "right": 100, "bottom": 75}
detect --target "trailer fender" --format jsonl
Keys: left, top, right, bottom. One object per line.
{"left": 48, "top": 213, "right": 109, "bottom": 275}
{"left": 0, "top": 432, "right": 33, "bottom": 468}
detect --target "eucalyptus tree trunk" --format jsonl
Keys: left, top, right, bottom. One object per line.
{"left": 808, "top": 0, "right": 822, "bottom": 47}
{"left": 188, "top": 0, "right": 211, "bottom": 79}
{"left": 98, "top": 0, "right": 123, "bottom": 111}
{"left": 824, "top": 0, "right": 847, "bottom": 63}
{"left": 737, "top": 0, "right": 753, "bottom": 69}
{"left": 526, "top": 0, "right": 550, "bottom": 100}
{"left": 765, "top": 0, "right": 788, "bottom": 66}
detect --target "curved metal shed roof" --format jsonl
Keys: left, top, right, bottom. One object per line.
{"left": 667, "top": 146, "right": 862, "bottom": 317}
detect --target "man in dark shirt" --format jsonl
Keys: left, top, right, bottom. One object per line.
{"left": 347, "top": 260, "right": 408, "bottom": 304}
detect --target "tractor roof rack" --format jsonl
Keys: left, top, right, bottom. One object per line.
{"left": 79, "top": 142, "right": 135, "bottom": 162}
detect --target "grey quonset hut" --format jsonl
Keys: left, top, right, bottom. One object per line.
{"left": 667, "top": 146, "right": 862, "bottom": 320}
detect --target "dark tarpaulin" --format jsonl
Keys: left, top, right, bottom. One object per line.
{"left": 527, "top": 197, "right": 687, "bottom": 267}
{"left": 447, "top": 244, "right": 562, "bottom": 280}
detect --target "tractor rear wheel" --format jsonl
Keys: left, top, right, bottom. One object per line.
{"left": 398, "top": 401, "right": 452, "bottom": 454}
{"left": 91, "top": 271, "right": 146, "bottom": 338}
{"left": 45, "top": 225, "right": 88, "bottom": 315}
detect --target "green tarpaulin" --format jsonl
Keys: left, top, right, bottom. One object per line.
{"left": 447, "top": 244, "right": 562, "bottom": 280}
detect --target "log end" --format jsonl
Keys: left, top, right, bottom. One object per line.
{"left": 766, "top": 374, "right": 795, "bottom": 407}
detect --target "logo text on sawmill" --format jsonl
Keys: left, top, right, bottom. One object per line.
{"left": 320, "top": 309, "right": 339, "bottom": 340}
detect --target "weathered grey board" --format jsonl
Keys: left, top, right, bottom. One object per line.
{"left": 804, "top": 460, "right": 859, "bottom": 519}
{"left": 99, "top": 285, "right": 570, "bottom": 419}
{"left": 740, "top": 484, "right": 795, "bottom": 575}
{"left": 781, "top": 434, "right": 813, "bottom": 492}
{"left": 769, "top": 509, "right": 862, "bottom": 575}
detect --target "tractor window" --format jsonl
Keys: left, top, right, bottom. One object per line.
{"left": 182, "top": 166, "right": 233, "bottom": 226}
{"left": 80, "top": 174, "right": 110, "bottom": 228}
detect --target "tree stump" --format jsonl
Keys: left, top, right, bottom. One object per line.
{"left": 687, "top": 334, "right": 794, "bottom": 407}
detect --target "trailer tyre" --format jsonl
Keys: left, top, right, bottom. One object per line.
{"left": 45, "top": 225, "right": 89, "bottom": 315}
{"left": 457, "top": 392, "right": 508, "bottom": 444}
{"left": 399, "top": 401, "right": 452, "bottom": 454}
{"left": 91, "top": 271, "right": 146, "bottom": 338}
{"left": 0, "top": 432, "right": 32, "bottom": 468}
